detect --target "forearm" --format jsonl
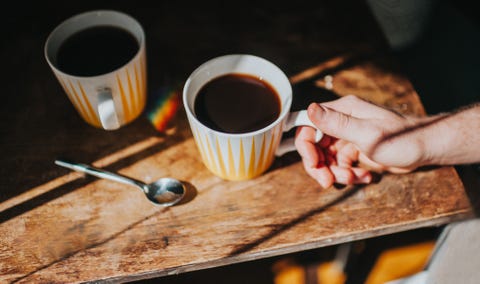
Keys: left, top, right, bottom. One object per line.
{"left": 419, "top": 103, "right": 480, "bottom": 166}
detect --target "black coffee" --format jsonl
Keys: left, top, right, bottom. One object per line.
{"left": 56, "top": 26, "right": 139, "bottom": 76}
{"left": 194, "top": 73, "right": 281, "bottom": 134}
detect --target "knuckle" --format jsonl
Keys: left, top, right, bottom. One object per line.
{"left": 343, "top": 94, "right": 359, "bottom": 102}
{"left": 334, "top": 112, "right": 351, "bottom": 130}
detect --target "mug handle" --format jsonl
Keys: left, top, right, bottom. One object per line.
{"left": 97, "top": 88, "right": 120, "bottom": 130}
{"left": 275, "top": 110, "right": 323, "bottom": 156}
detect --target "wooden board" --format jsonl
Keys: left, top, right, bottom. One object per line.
{"left": 0, "top": 55, "right": 473, "bottom": 283}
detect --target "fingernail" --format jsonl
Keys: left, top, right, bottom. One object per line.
{"left": 362, "top": 174, "right": 373, "bottom": 184}
{"left": 357, "top": 172, "right": 372, "bottom": 184}
{"left": 318, "top": 178, "right": 331, "bottom": 189}
{"left": 307, "top": 103, "right": 322, "bottom": 118}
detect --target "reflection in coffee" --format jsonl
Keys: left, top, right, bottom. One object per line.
{"left": 56, "top": 26, "right": 139, "bottom": 76}
{"left": 194, "top": 73, "right": 281, "bottom": 134}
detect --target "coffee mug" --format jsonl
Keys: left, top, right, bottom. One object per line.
{"left": 44, "top": 10, "right": 147, "bottom": 130}
{"left": 183, "top": 54, "right": 322, "bottom": 181}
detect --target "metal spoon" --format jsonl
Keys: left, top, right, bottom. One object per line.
{"left": 54, "top": 159, "right": 185, "bottom": 206}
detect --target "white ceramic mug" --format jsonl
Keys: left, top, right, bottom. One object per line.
{"left": 44, "top": 10, "right": 147, "bottom": 130}
{"left": 183, "top": 54, "right": 322, "bottom": 181}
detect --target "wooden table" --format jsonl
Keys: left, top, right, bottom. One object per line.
{"left": 0, "top": 1, "right": 475, "bottom": 283}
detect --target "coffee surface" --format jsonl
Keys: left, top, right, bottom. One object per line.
{"left": 194, "top": 73, "right": 281, "bottom": 134}
{"left": 56, "top": 26, "right": 139, "bottom": 76}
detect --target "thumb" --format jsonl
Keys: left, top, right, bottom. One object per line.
{"left": 307, "top": 103, "right": 367, "bottom": 144}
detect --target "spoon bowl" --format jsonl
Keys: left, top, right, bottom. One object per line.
{"left": 144, "top": 178, "right": 186, "bottom": 206}
{"left": 55, "top": 159, "right": 185, "bottom": 206}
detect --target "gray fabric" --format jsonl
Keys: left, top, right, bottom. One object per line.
{"left": 387, "top": 271, "right": 428, "bottom": 284}
{"left": 426, "top": 218, "right": 480, "bottom": 284}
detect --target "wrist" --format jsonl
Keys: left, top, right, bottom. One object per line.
{"left": 403, "top": 114, "right": 449, "bottom": 168}
{"left": 413, "top": 114, "right": 447, "bottom": 166}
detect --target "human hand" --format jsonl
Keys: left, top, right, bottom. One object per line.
{"left": 295, "top": 95, "right": 426, "bottom": 188}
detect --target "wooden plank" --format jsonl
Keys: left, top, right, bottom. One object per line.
{"left": 0, "top": 56, "right": 473, "bottom": 283}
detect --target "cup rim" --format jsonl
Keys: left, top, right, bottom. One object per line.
{"left": 183, "top": 54, "right": 292, "bottom": 138}
{"left": 44, "top": 9, "right": 145, "bottom": 79}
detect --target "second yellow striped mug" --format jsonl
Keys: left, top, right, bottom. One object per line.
{"left": 183, "top": 54, "right": 322, "bottom": 181}
{"left": 44, "top": 10, "right": 147, "bottom": 130}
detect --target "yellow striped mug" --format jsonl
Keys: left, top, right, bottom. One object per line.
{"left": 183, "top": 54, "right": 322, "bottom": 181}
{"left": 45, "top": 10, "right": 147, "bottom": 130}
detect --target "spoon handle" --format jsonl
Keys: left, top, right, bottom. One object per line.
{"left": 54, "top": 159, "right": 146, "bottom": 189}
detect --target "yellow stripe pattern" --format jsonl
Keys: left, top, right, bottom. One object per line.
{"left": 134, "top": 63, "right": 142, "bottom": 115}
{"left": 59, "top": 78, "right": 101, "bottom": 127}
{"left": 78, "top": 82, "right": 100, "bottom": 127}
{"left": 192, "top": 125, "right": 282, "bottom": 181}
{"left": 126, "top": 69, "right": 136, "bottom": 118}
{"left": 117, "top": 74, "right": 131, "bottom": 122}
{"left": 138, "top": 53, "right": 147, "bottom": 112}
{"left": 114, "top": 61, "right": 146, "bottom": 125}
{"left": 55, "top": 51, "right": 147, "bottom": 129}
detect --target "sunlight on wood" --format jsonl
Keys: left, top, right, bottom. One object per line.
{"left": 0, "top": 136, "right": 164, "bottom": 213}
{"left": 289, "top": 55, "right": 349, "bottom": 84}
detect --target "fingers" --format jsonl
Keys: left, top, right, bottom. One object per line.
{"left": 332, "top": 143, "right": 372, "bottom": 185}
{"left": 303, "top": 162, "right": 336, "bottom": 189}
{"left": 335, "top": 142, "right": 358, "bottom": 168}
{"left": 351, "top": 167, "right": 373, "bottom": 183}
{"left": 321, "top": 95, "right": 391, "bottom": 119}
{"left": 330, "top": 165, "right": 372, "bottom": 185}
{"left": 303, "top": 161, "right": 372, "bottom": 188}
{"left": 296, "top": 126, "right": 336, "bottom": 188}
{"left": 295, "top": 129, "right": 373, "bottom": 187}
{"left": 307, "top": 103, "right": 371, "bottom": 145}
{"left": 295, "top": 108, "right": 374, "bottom": 188}
{"left": 295, "top": 126, "right": 319, "bottom": 168}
